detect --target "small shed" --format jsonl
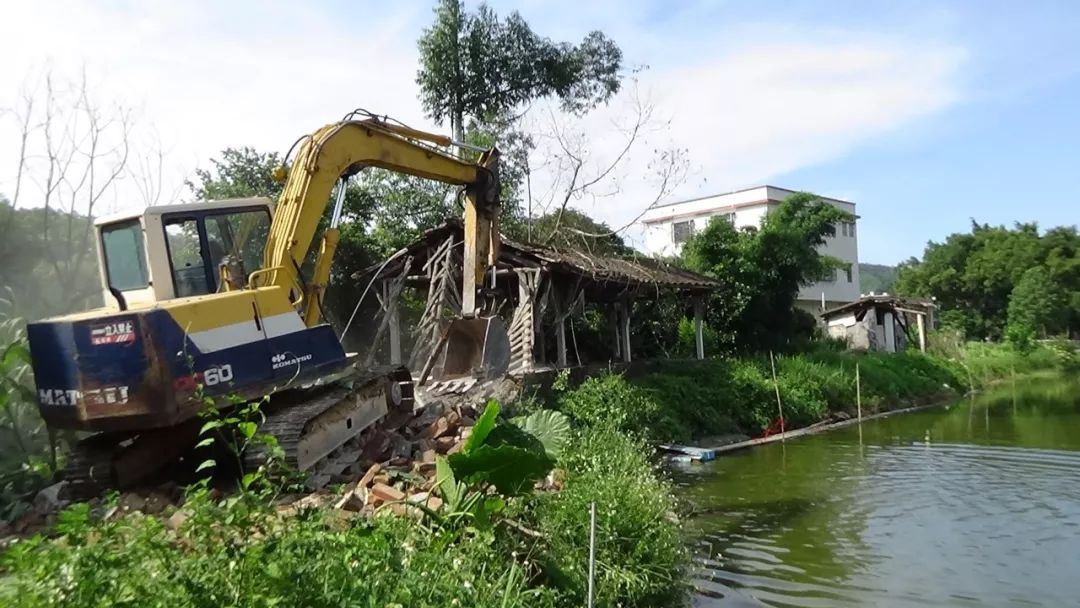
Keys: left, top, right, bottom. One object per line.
{"left": 821, "top": 294, "right": 936, "bottom": 353}
{"left": 353, "top": 220, "right": 722, "bottom": 374}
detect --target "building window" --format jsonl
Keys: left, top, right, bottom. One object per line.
{"left": 672, "top": 220, "right": 695, "bottom": 244}
{"left": 838, "top": 222, "right": 846, "bottom": 237}
{"left": 849, "top": 221, "right": 856, "bottom": 237}
{"left": 723, "top": 212, "right": 736, "bottom": 225}
{"left": 845, "top": 266, "right": 853, "bottom": 283}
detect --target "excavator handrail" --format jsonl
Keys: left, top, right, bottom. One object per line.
{"left": 247, "top": 265, "right": 304, "bottom": 306}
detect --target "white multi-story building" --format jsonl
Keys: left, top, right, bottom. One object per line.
{"left": 640, "top": 185, "right": 860, "bottom": 312}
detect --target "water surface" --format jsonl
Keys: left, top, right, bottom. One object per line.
{"left": 681, "top": 377, "right": 1080, "bottom": 607}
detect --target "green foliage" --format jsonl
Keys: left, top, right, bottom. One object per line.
{"left": 1, "top": 499, "right": 558, "bottom": 608}
{"left": 0, "top": 200, "right": 102, "bottom": 319}
{"left": 416, "top": 0, "right": 622, "bottom": 140}
{"left": 187, "top": 147, "right": 284, "bottom": 201}
{"left": 0, "top": 297, "right": 65, "bottom": 520}
{"left": 522, "top": 428, "right": 687, "bottom": 607}
{"left": 435, "top": 401, "right": 568, "bottom": 528}
{"left": 681, "top": 192, "right": 853, "bottom": 353}
{"left": 556, "top": 373, "right": 680, "bottom": 440}
{"left": 1007, "top": 265, "right": 1068, "bottom": 348}
{"left": 860, "top": 262, "right": 898, "bottom": 293}
{"left": 520, "top": 208, "right": 634, "bottom": 256}
{"left": 897, "top": 221, "right": 1080, "bottom": 340}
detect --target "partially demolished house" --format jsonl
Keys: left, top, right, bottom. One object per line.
{"left": 354, "top": 221, "right": 721, "bottom": 375}
{"left": 821, "top": 295, "right": 937, "bottom": 353}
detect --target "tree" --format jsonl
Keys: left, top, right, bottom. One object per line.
{"left": 896, "top": 221, "right": 1080, "bottom": 340}
{"left": 0, "top": 68, "right": 152, "bottom": 318}
{"left": 682, "top": 192, "right": 851, "bottom": 352}
{"left": 1006, "top": 265, "right": 1067, "bottom": 347}
{"left": 416, "top": 0, "right": 622, "bottom": 143}
{"left": 187, "top": 147, "right": 284, "bottom": 201}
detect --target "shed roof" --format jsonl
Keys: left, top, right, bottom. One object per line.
{"left": 356, "top": 220, "right": 722, "bottom": 291}
{"left": 821, "top": 295, "right": 936, "bottom": 318}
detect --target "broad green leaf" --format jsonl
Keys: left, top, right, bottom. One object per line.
{"left": 2, "top": 341, "right": 30, "bottom": 367}
{"left": 195, "top": 437, "right": 215, "bottom": 449}
{"left": 509, "top": 410, "right": 570, "bottom": 459}
{"left": 434, "top": 456, "right": 463, "bottom": 509}
{"left": 195, "top": 459, "right": 216, "bottom": 473}
{"left": 199, "top": 420, "right": 223, "bottom": 434}
{"left": 241, "top": 472, "right": 258, "bottom": 490}
{"left": 448, "top": 444, "right": 552, "bottom": 496}
{"left": 464, "top": 399, "right": 500, "bottom": 453}
{"left": 237, "top": 421, "right": 257, "bottom": 440}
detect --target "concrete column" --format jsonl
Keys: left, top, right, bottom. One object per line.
{"left": 693, "top": 296, "right": 705, "bottom": 360}
{"left": 916, "top": 313, "right": 927, "bottom": 353}
{"left": 883, "top": 311, "right": 896, "bottom": 353}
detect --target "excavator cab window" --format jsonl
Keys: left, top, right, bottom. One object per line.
{"left": 101, "top": 219, "right": 150, "bottom": 291}
{"left": 205, "top": 209, "right": 271, "bottom": 281}
{"left": 163, "top": 207, "right": 271, "bottom": 298}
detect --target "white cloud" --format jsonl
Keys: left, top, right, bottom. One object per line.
{"left": 562, "top": 36, "right": 966, "bottom": 249}
{"left": 1, "top": 0, "right": 965, "bottom": 252}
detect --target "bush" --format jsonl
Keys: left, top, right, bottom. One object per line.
{"left": 1, "top": 495, "right": 559, "bottom": 608}
{"left": 522, "top": 428, "right": 687, "bottom": 608}
{"left": 556, "top": 373, "right": 682, "bottom": 440}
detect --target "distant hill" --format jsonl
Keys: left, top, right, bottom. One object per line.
{"left": 859, "top": 263, "right": 898, "bottom": 294}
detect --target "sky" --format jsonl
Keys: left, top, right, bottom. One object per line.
{"left": 1, "top": 0, "right": 1078, "bottom": 264}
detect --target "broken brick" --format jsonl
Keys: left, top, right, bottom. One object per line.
{"left": 369, "top": 483, "right": 405, "bottom": 504}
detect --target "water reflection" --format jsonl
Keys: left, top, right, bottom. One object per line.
{"left": 682, "top": 376, "right": 1080, "bottom": 607}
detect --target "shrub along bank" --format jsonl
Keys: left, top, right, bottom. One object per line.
{"left": 554, "top": 342, "right": 1075, "bottom": 443}
{"left": 0, "top": 399, "right": 686, "bottom": 608}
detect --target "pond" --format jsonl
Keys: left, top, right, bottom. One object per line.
{"left": 680, "top": 375, "right": 1080, "bottom": 607}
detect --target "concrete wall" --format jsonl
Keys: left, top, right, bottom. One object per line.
{"left": 826, "top": 306, "right": 909, "bottom": 353}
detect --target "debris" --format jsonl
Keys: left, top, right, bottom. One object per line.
{"left": 118, "top": 493, "right": 147, "bottom": 512}
{"left": 356, "top": 463, "right": 381, "bottom": 489}
{"left": 33, "top": 482, "right": 68, "bottom": 515}
{"left": 165, "top": 509, "right": 190, "bottom": 530}
{"left": 368, "top": 483, "right": 405, "bottom": 506}
{"left": 142, "top": 492, "right": 172, "bottom": 515}
{"left": 334, "top": 489, "right": 366, "bottom": 512}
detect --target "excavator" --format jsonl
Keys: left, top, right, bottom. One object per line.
{"left": 25, "top": 113, "right": 511, "bottom": 496}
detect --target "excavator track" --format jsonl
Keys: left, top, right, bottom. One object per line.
{"left": 245, "top": 365, "right": 413, "bottom": 489}
{"left": 59, "top": 366, "right": 413, "bottom": 498}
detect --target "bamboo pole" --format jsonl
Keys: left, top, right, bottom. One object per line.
{"left": 856, "top": 362, "right": 862, "bottom": 423}
{"left": 769, "top": 351, "right": 785, "bottom": 440}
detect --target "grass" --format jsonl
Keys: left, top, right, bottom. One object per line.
{"left": 555, "top": 342, "right": 1071, "bottom": 442}
{"left": 0, "top": 399, "right": 689, "bottom": 608}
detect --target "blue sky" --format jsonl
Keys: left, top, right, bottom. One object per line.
{"left": 2, "top": 0, "right": 1078, "bottom": 265}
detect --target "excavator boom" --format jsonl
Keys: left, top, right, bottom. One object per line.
{"left": 261, "top": 118, "right": 501, "bottom": 324}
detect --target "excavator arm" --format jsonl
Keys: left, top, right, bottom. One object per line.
{"left": 259, "top": 118, "right": 501, "bottom": 326}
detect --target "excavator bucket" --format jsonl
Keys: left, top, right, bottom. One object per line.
{"left": 435, "top": 316, "right": 511, "bottom": 381}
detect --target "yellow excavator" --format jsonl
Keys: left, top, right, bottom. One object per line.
{"left": 25, "top": 113, "right": 510, "bottom": 495}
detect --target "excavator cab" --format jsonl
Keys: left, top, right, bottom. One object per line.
{"left": 95, "top": 198, "right": 274, "bottom": 309}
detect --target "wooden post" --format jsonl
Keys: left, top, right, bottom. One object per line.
{"left": 769, "top": 351, "right": 784, "bottom": 439}
{"left": 693, "top": 296, "right": 705, "bottom": 360}
{"left": 916, "top": 312, "right": 927, "bottom": 353}
{"left": 555, "top": 318, "right": 568, "bottom": 368}
{"left": 856, "top": 362, "right": 862, "bottom": 423}
{"left": 611, "top": 303, "right": 621, "bottom": 360}
{"left": 384, "top": 282, "right": 402, "bottom": 365}
{"left": 620, "top": 300, "right": 632, "bottom": 363}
